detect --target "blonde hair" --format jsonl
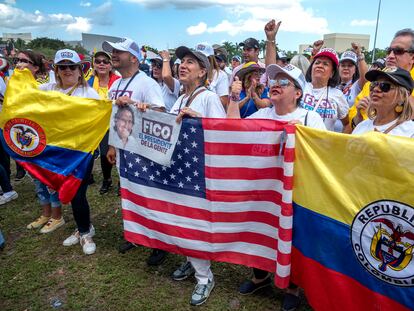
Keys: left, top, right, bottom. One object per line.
{"left": 367, "top": 85, "right": 413, "bottom": 122}
{"left": 207, "top": 55, "right": 219, "bottom": 82}
{"left": 54, "top": 64, "right": 87, "bottom": 89}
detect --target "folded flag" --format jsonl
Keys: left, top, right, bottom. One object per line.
{"left": 291, "top": 125, "right": 414, "bottom": 311}
{"left": 119, "top": 117, "right": 295, "bottom": 288}
{"left": 0, "top": 69, "right": 111, "bottom": 203}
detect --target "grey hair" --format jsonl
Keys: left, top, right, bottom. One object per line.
{"left": 394, "top": 28, "right": 414, "bottom": 50}
{"left": 290, "top": 54, "right": 310, "bottom": 76}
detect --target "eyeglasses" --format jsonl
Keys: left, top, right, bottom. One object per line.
{"left": 56, "top": 64, "right": 79, "bottom": 71}
{"left": 268, "top": 78, "right": 293, "bottom": 88}
{"left": 386, "top": 47, "right": 414, "bottom": 55}
{"left": 14, "top": 58, "right": 33, "bottom": 65}
{"left": 369, "top": 81, "right": 396, "bottom": 93}
{"left": 152, "top": 63, "right": 162, "bottom": 69}
{"left": 94, "top": 59, "right": 110, "bottom": 65}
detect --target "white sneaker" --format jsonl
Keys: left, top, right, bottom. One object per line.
{"left": 0, "top": 191, "right": 18, "bottom": 205}
{"left": 80, "top": 235, "right": 96, "bottom": 255}
{"left": 62, "top": 225, "right": 95, "bottom": 247}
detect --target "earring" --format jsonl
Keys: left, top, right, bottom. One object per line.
{"left": 395, "top": 104, "right": 403, "bottom": 113}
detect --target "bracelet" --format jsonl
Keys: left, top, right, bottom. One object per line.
{"left": 266, "top": 39, "right": 275, "bottom": 43}
{"left": 230, "top": 94, "right": 240, "bottom": 102}
{"left": 162, "top": 58, "right": 170, "bottom": 62}
{"left": 357, "top": 54, "right": 365, "bottom": 61}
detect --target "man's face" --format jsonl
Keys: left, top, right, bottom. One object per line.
{"left": 116, "top": 109, "right": 134, "bottom": 140}
{"left": 386, "top": 35, "right": 414, "bottom": 71}
{"left": 242, "top": 47, "right": 259, "bottom": 63}
{"left": 111, "top": 49, "right": 135, "bottom": 71}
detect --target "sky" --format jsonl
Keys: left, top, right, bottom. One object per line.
{"left": 0, "top": 0, "right": 413, "bottom": 52}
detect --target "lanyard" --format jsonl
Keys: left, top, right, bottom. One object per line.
{"left": 114, "top": 70, "right": 139, "bottom": 99}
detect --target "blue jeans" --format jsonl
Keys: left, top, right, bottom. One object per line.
{"left": 0, "top": 228, "right": 4, "bottom": 248}
{"left": 0, "top": 162, "right": 12, "bottom": 193}
{"left": 33, "top": 179, "right": 61, "bottom": 208}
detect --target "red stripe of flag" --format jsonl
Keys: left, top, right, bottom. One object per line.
{"left": 122, "top": 188, "right": 280, "bottom": 228}
{"left": 123, "top": 209, "right": 278, "bottom": 249}
{"left": 202, "top": 118, "right": 296, "bottom": 134}
{"left": 205, "top": 142, "right": 281, "bottom": 156}
{"left": 124, "top": 230, "right": 277, "bottom": 272}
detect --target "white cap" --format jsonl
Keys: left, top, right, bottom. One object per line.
{"left": 266, "top": 63, "right": 306, "bottom": 91}
{"left": 340, "top": 50, "right": 357, "bottom": 65}
{"left": 174, "top": 58, "right": 181, "bottom": 65}
{"left": 146, "top": 50, "right": 162, "bottom": 61}
{"left": 54, "top": 49, "right": 81, "bottom": 64}
{"left": 195, "top": 43, "right": 214, "bottom": 57}
{"left": 102, "top": 37, "right": 142, "bottom": 61}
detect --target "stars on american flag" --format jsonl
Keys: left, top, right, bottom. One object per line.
{"left": 119, "top": 120, "right": 206, "bottom": 198}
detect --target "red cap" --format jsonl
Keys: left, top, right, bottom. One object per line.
{"left": 314, "top": 48, "right": 339, "bottom": 67}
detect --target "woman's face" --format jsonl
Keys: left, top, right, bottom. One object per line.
{"left": 339, "top": 60, "right": 356, "bottom": 83}
{"left": 116, "top": 109, "right": 134, "bottom": 140}
{"left": 269, "top": 73, "right": 300, "bottom": 104}
{"left": 311, "top": 56, "right": 334, "bottom": 85}
{"left": 244, "top": 70, "right": 260, "bottom": 87}
{"left": 15, "top": 52, "right": 38, "bottom": 76}
{"left": 93, "top": 56, "right": 111, "bottom": 76}
{"left": 369, "top": 78, "right": 400, "bottom": 115}
{"left": 56, "top": 61, "right": 81, "bottom": 88}
{"left": 179, "top": 55, "right": 205, "bottom": 86}
{"left": 151, "top": 61, "right": 162, "bottom": 79}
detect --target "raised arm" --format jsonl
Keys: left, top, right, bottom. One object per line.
{"left": 264, "top": 19, "right": 281, "bottom": 67}
{"left": 159, "top": 50, "right": 176, "bottom": 93}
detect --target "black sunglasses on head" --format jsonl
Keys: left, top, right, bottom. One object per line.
{"left": 386, "top": 47, "right": 414, "bottom": 55}
{"left": 369, "top": 81, "right": 396, "bottom": 93}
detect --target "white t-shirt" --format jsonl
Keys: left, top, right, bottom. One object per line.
{"left": 209, "top": 70, "right": 229, "bottom": 97}
{"left": 301, "top": 83, "right": 349, "bottom": 131}
{"left": 352, "top": 119, "right": 414, "bottom": 138}
{"left": 109, "top": 71, "right": 164, "bottom": 108}
{"left": 338, "top": 80, "right": 362, "bottom": 108}
{"left": 247, "top": 106, "right": 326, "bottom": 130}
{"left": 39, "top": 82, "right": 100, "bottom": 99}
{"left": 159, "top": 78, "right": 180, "bottom": 112}
{"left": 170, "top": 88, "right": 226, "bottom": 118}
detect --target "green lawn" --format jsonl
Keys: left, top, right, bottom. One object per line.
{"left": 0, "top": 164, "right": 311, "bottom": 311}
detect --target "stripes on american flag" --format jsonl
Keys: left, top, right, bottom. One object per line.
{"left": 119, "top": 117, "right": 295, "bottom": 288}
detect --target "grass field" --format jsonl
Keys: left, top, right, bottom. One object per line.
{"left": 0, "top": 164, "right": 311, "bottom": 311}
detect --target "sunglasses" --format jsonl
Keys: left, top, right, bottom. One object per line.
{"left": 269, "top": 78, "right": 293, "bottom": 88}
{"left": 14, "top": 58, "right": 34, "bottom": 65}
{"left": 386, "top": 47, "right": 414, "bottom": 56}
{"left": 151, "top": 62, "right": 162, "bottom": 69}
{"left": 56, "top": 64, "right": 79, "bottom": 71}
{"left": 369, "top": 81, "right": 396, "bottom": 93}
{"left": 94, "top": 59, "right": 110, "bottom": 65}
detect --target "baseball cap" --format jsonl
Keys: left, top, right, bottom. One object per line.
{"left": 365, "top": 66, "right": 414, "bottom": 93}
{"left": 93, "top": 50, "right": 111, "bottom": 60}
{"left": 175, "top": 46, "right": 210, "bottom": 72}
{"left": 215, "top": 53, "right": 227, "bottom": 63}
{"left": 232, "top": 55, "right": 242, "bottom": 62}
{"left": 340, "top": 51, "right": 357, "bottom": 66}
{"left": 146, "top": 50, "right": 162, "bottom": 62}
{"left": 266, "top": 63, "right": 306, "bottom": 91}
{"left": 54, "top": 49, "right": 81, "bottom": 64}
{"left": 313, "top": 48, "right": 339, "bottom": 68}
{"left": 372, "top": 58, "right": 386, "bottom": 69}
{"left": 277, "top": 51, "right": 290, "bottom": 61}
{"left": 239, "top": 38, "right": 260, "bottom": 49}
{"left": 303, "top": 47, "right": 313, "bottom": 57}
{"left": 195, "top": 43, "right": 215, "bottom": 57}
{"left": 236, "top": 62, "right": 265, "bottom": 80}
{"left": 102, "top": 37, "right": 142, "bottom": 61}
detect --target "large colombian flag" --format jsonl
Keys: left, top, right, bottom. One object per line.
{"left": 291, "top": 125, "right": 414, "bottom": 311}
{"left": 0, "top": 69, "right": 111, "bottom": 203}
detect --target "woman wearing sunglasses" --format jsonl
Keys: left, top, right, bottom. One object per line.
{"left": 352, "top": 67, "right": 414, "bottom": 136}
{"left": 87, "top": 51, "right": 120, "bottom": 195}
{"left": 38, "top": 49, "right": 100, "bottom": 255}
{"left": 148, "top": 50, "right": 180, "bottom": 112}
{"left": 228, "top": 63, "right": 325, "bottom": 311}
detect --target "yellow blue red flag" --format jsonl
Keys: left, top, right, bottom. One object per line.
{"left": 0, "top": 69, "right": 111, "bottom": 203}
{"left": 291, "top": 125, "right": 414, "bottom": 311}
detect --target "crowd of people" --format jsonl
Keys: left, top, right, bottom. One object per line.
{"left": 0, "top": 19, "right": 413, "bottom": 310}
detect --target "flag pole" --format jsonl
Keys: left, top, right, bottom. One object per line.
{"left": 371, "top": 0, "right": 382, "bottom": 63}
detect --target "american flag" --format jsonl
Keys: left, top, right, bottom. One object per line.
{"left": 119, "top": 117, "right": 295, "bottom": 288}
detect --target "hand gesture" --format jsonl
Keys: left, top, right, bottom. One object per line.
{"left": 159, "top": 50, "right": 170, "bottom": 60}
{"left": 357, "top": 96, "right": 370, "bottom": 114}
{"left": 312, "top": 40, "right": 324, "bottom": 54}
{"left": 231, "top": 76, "right": 243, "bottom": 98}
{"left": 351, "top": 42, "right": 362, "bottom": 56}
{"left": 264, "top": 19, "right": 281, "bottom": 40}
{"left": 115, "top": 95, "right": 134, "bottom": 106}
{"left": 176, "top": 107, "right": 202, "bottom": 123}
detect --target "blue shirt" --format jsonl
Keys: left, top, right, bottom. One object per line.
{"left": 239, "top": 88, "right": 269, "bottom": 118}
